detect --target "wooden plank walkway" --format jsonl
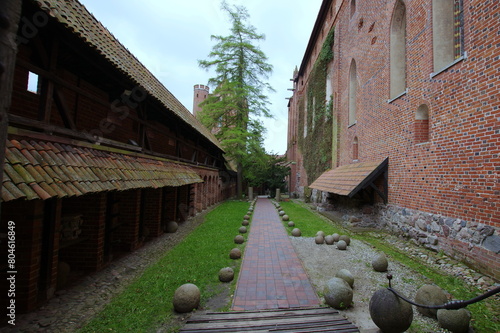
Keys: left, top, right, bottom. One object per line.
{"left": 179, "top": 307, "right": 360, "bottom": 332}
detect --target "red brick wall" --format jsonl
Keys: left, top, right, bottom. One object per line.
{"left": 290, "top": 0, "right": 499, "bottom": 226}
{"left": 288, "top": 0, "right": 499, "bottom": 276}
{"left": 1, "top": 200, "right": 44, "bottom": 313}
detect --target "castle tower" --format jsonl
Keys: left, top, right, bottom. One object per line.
{"left": 193, "top": 84, "right": 209, "bottom": 117}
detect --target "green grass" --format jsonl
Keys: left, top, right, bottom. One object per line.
{"left": 278, "top": 201, "right": 344, "bottom": 236}
{"left": 79, "top": 200, "right": 250, "bottom": 333}
{"left": 278, "top": 200, "right": 499, "bottom": 332}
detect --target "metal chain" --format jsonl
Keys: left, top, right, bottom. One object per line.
{"left": 385, "top": 274, "right": 500, "bottom": 310}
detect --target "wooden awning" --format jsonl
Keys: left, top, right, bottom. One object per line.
{"left": 310, "top": 158, "right": 388, "bottom": 203}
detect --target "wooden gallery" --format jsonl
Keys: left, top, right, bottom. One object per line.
{"left": 0, "top": 0, "right": 236, "bottom": 315}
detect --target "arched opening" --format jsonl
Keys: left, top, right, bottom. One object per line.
{"left": 390, "top": 0, "right": 406, "bottom": 99}
{"left": 350, "top": 0, "right": 356, "bottom": 19}
{"left": 432, "top": 0, "right": 461, "bottom": 71}
{"left": 349, "top": 60, "right": 357, "bottom": 126}
{"left": 353, "top": 136, "right": 359, "bottom": 161}
{"left": 415, "top": 104, "right": 430, "bottom": 143}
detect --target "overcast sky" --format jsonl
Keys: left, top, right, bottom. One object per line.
{"left": 79, "top": 0, "right": 322, "bottom": 154}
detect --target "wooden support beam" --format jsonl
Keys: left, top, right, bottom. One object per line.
{"left": 0, "top": 1, "right": 23, "bottom": 216}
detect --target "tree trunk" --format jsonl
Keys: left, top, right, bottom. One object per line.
{"left": 237, "top": 161, "right": 243, "bottom": 199}
{"left": 0, "top": 1, "right": 23, "bottom": 214}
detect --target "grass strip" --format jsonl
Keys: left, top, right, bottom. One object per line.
{"left": 278, "top": 200, "right": 343, "bottom": 236}
{"left": 278, "top": 200, "right": 498, "bottom": 332}
{"left": 79, "top": 200, "right": 249, "bottom": 333}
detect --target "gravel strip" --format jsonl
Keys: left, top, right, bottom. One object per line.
{"left": 291, "top": 236, "right": 447, "bottom": 332}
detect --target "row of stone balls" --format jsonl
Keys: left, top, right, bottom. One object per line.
{"left": 172, "top": 200, "right": 257, "bottom": 313}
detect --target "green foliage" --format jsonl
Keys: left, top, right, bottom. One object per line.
{"left": 244, "top": 154, "right": 290, "bottom": 196}
{"left": 79, "top": 201, "right": 249, "bottom": 333}
{"left": 198, "top": 1, "right": 275, "bottom": 197}
{"left": 297, "top": 28, "right": 336, "bottom": 183}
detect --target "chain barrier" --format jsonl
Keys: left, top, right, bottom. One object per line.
{"left": 385, "top": 274, "right": 500, "bottom": 310}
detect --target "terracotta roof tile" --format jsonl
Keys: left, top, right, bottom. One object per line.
{"left": 2, "top": 138, "right": 202, "bottom": 202}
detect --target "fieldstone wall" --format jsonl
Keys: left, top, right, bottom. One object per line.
{"left": 379, "top": 204, "right": 500, "bottom": 279}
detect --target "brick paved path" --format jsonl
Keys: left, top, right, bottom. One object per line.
{"left": 231, "top": 197, "right": 320, "bottom": 311}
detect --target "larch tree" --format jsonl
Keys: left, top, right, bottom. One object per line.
{"left": 198, "top": 0, "right": 274, "bottom": 199}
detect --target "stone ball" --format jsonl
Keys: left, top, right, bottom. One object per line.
{"left": 369, "top": 288, "right": 413, "bottom": 333}
{"left": 437, "top": 308, "right": 471, "bottom": 333}
{"left": 335, "top": 269, "right": 354, "bottom": 288}
{"left": 291, "top": 228, "right": 301, "bottom": 237}
{"left": 234, "top": 235, "right": 244, "bottom": 244}
{"left": 337, "top": 240, "right": 347, "bottom": 250}
{"left": 248, "top": 207, "right": 254, "bottom": 212}
{"left": 282, "top": 215, "right": 290, "bottom": 221}
{"left": 324, "top": 235, "right": 334, "bottom": 245}
{"left": 415, "top": 285, "right": 448, "bottom": 318}
{"left": 372, "top": 253, "right": 389, "bottom": 272}
{"left": 173, "top": 283, "right": 200, "bottom": 313}
{"left": 315, "top": 235, "right": 325, "bottom": 244}
{"left": 239, "top": 226, "right": 247, "bottom": 234}
{"left": 229, "top": 248, "right": 242, "bottom": 259}
{"left": 332, "top": 233, "right": 340, "bottom": 242}
{"left": 316, "top": 231, "right": 326, "bottom": 238}
{"left": 219, "top": 267, "right": 235, "bottom": 282}
{"left": 323, "top": 277, "right": 353, "bottom": 309}
{"left": 242, "top": 220, "right": 249, "bottom": 226}
{"left": 165, "top": 221, "right": 179, "bottom": 233}
{"left": 339, "top": 235, "right": 351, "bottom": 245}
{"left": 243, "top": 215, "right": 250, "bottom": 220}
{"left": 279, "top": 210, "right": 286, "bottom": 216}
{"left": 288, "top": 221, "right": 295, "bottom": 227}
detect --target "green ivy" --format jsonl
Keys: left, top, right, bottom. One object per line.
{"left": 297, "top": 28, "right": 335, "bottom": 183}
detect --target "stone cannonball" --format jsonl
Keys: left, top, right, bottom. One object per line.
{"left": 339, "top": 235, "right": 351, "bottom": 245}
{"left": 437, "top": 308, "right": 471, "bottom": 333}
{"left": 415, "top": 284, "right": 448, "bottom": 318}
{"left": 332, "top": 233, "right": 340, "bottom": 242}
{"left": 165, "top": 221, "right": 179, "bottom": 233}
{"left": 239, "top": 226, "right": 247, "bottom": 234}
{"left": 372, "top": 253, "right": 389, "bottom": 272}
{"left": 288, "top": 221, "right": 295, "bottom": 227}
{"left": 315, "top": 235, "right": 325, "bottom": 244}
{"left": 337, "top": 240, "right": 347, "bottom": 250}
{"left": 369, "top": 288, "right": 413, "bottom": 333}
{"left": 229, "top": 248, "right": 242, "bottom": 259}
{"left": 173, "top": 283, "right": 200, "bottom": 313}
{"left": 234, "top": 235, "right": 244, "bottom": 244}
{"left": 282, "top": 215, "right": 290, "bottom": 221}
{"left": 323, "top": 277, "right": 353, "bottom": 309}
{"left": 324, "top": 235, "right": 335, "bottom": 245}
{"left": 291, "top": 228, "right": 301, "bottom": 237}
{"left": 219, "top": 267, "right": 235, "bottom": 282}
{"left": 335, "top": 269, "right": 354, "bottom": 288}
{"left": 242, "top": 220, "right": 249, "bottom": 226}
{"left": 243, "top": 215, "right": 250, "bottom": 220}
{"left": 316, "top": 231, "right": 326, "bottom": 238}
{"left": 279, "top": 210, "right": 286, "bottom": 216}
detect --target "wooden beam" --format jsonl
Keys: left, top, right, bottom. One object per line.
{"left": 53, "top": 86, "right": 77, "bottom": 130}
{"left": 0, "top": 1, "right": 23, "bottom": 215}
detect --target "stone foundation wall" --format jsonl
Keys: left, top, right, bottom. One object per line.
{"left": 378, "top": 204, "right": 500, "bottom": 280}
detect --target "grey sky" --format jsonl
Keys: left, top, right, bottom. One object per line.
{"left": 79, "top": 0, "right": 322, "bottom": 154}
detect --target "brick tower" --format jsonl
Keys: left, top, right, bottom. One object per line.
{"left": 193, "top": 84, "right": 209, "bottom": 117}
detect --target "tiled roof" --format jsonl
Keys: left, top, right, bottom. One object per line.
{"left": 310, "top": 158, "right": 388, "bottom": 197}
{"left": 2, "top": 139, "right": 202, "bottom": 202}
{"left": 31, "top": 0, "right": 222, "bottom": 151}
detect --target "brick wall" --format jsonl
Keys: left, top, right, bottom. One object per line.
{"left": 288, "top": 0, "right": 499, "bottom": 277}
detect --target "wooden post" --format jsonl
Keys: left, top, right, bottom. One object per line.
{"left": 0, "top": 1, "right": 23, "bottom": 215}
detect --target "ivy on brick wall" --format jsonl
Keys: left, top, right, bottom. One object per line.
{"left": 297, "top": 28, "right": 335, "bottom": 184}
